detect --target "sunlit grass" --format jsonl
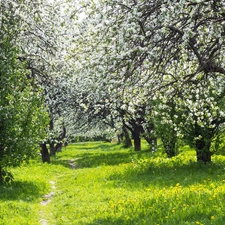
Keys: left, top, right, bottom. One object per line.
{"left": 1, "top": 141, "right": 225, "bottom": 224}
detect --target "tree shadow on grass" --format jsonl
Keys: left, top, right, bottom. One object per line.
{"left": 51, "top": 150, "right": 149, "bottom": 169}
{"left": 52, "top": 143, "right": 225, "bottom": 190}
{"left": 68, "top": 142, "right": 125, "bottom": 151}
{"left": 50, "top": 157, "right": 73, "bottom": 169}
{"left": 51, "top": 141, "right": 154, "bottom": 169}
{"left": 108, "top": 158, "right": 225, "bottom": 190}
{"left": 50, "top": 142, "right": 133, "bottom": 168}
{"left": 74, "top": 151, "right": 137, "bottom": 168}
{"left": 0, "top": 180, "right": 46, "bottom": 202}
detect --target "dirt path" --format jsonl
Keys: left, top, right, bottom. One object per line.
{"left": 68, "top": 159, "right": 79, "bottom": 169}
{"left": 39, "top": 160, "right": 77, "bottom": 224}
{"left": 39, "top": 180, "right": 56, "bottom": 225}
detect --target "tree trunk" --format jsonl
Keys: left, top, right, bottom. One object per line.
{"left": 151, "top": 138, "right": 157, "bottom": 152}
{"left": 196, "top": 138, "right": 212, "bottom": 163}
{"left": 49, "top": 142, "right": 55, "bottom": 156}
{"left": 132, "top": 126, "right": 141, "bottom": 151}
{"left": 55, "top": 142, "right": 63, "bottom": 152}
{"left": 117, "top": 132, "right": 123, "bottom": 144}
{"left": 50, "top": 142, "right": 56, "bottom": 156}
{"left": 143, "top": 121, "right": 157, "bottom": 152}
{"left": 50, "top": 124, "right": 66, "bottom": 156}
{"left": 144, "top": 136, "right": 158, "bottom": 152}
{"left": 40, "top": 143, "right": 50, "bottom": 163}
{"left": 49, "top": 117, "right": 56, "bottom": 156}
{"left": 161, "top": 135, "right": 177, "bottom": 158}
{"left": 123, "top": 126, "right": 132, "bottom": 148}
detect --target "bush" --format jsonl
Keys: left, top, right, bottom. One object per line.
{"left": 0, "top": 169, "right": 14, "bottom": 185}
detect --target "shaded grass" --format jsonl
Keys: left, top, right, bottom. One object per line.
{"left": 0, "top": 180, "right": 45, "bottom": 201}
{"left": 0, "top": 162, "right": 66, "bottom": 225}
{"left": 52, "top": 141, "right": 157, "bottom": 169}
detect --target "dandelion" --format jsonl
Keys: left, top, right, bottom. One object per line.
{"left": 211, "top": 216, "right": 215, "bottom": 220}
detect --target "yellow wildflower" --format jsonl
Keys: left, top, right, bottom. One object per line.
{"left": 211, "top": 216, "right": 215, "bottom": 220}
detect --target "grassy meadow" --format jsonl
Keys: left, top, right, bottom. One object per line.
{"left": 1, "top": 141, "right": 225, "bottom": 224}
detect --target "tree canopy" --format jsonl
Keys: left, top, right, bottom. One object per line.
{"left": 65, "top": 0, "right": 225, "bottom": 162}
{"left": 1, "top": 0, "right": 225, "bottom": 169}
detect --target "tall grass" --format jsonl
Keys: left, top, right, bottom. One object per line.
{"left": 1, "top": 141, "right": 225, "bottom": 224}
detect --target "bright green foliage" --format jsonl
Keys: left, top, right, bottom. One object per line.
{"left": 0, "top": 54, "right": 48, "bottom": 168}
{"left": 0, "top": 4, "right": 49, "bottom": 179}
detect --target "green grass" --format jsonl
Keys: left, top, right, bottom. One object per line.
{"left": 1, "top": 141, "right": 225, "bottom": 224}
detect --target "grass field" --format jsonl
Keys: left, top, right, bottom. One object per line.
{"left": 1, "top": 141, "right": 225, "bottom": 224}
